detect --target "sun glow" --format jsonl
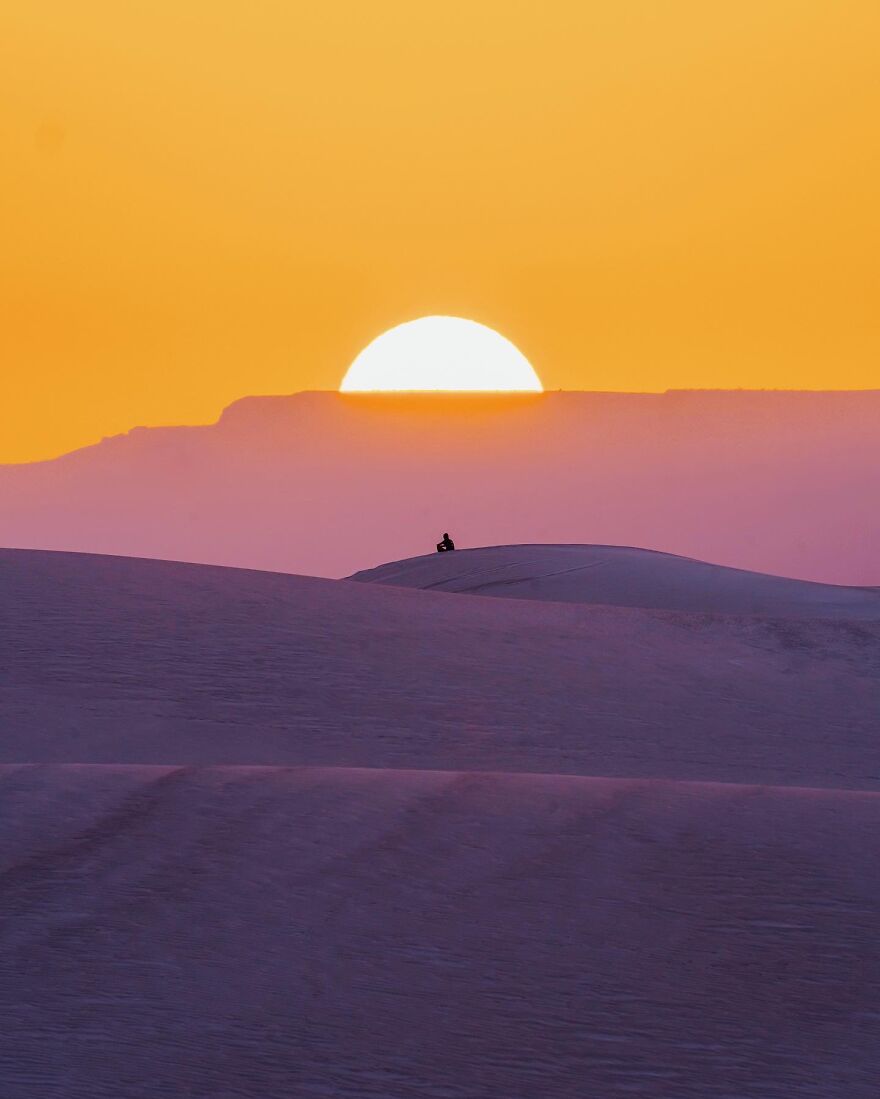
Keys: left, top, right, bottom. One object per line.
{"left": 339, "top": 317, "right": 543, "bottom": 393}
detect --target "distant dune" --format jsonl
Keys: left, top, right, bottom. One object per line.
{"left": 352, "top": 543, "right": 880, "bottom": 618}
{"left": 1, "top": 390, "right": 879, "bottom": 584}
{"left": 2, "top": 546, "right": 879, "bottom": 1097}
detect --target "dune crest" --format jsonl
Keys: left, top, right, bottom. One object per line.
{"left": 351, "top": 543, "right": 880, "bottom": 618}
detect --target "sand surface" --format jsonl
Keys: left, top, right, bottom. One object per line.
{"left": 3, "top": 548, "right": 879, "bottom": 788}
{"left": 2, "top": 765, "right": 879, "bottom": 1099}
{"left": 2, "top": 546, "right": 879, "bottom": 1096}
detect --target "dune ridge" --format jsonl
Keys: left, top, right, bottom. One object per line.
{"left": 351, "top": 543, "right": 880, "bottom": 618}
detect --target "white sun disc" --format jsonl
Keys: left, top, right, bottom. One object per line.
{"left": 339, "top": 316, "right": 543, "bottom": 392}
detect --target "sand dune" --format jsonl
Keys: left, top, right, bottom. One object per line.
{"left": 3, "top": 548, "right": 879, "bottom": 789}
{"left": 2, "top": 764, "right": 879, "bottom": 1099}
{"left": 351, "top": 543, "right": 880, "bottom": 618}
{"left": 2, "top": 547, "right": 879, "bottom": 1096}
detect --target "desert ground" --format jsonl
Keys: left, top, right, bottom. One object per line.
{"left": 1, "top": 544, "right": 878, "bottom": 1097}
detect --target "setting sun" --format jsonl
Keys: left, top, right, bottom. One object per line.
{"left": 339, "top": 317, "right": 543, "bottom": 393}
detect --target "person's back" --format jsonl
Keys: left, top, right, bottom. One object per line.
{"left": 436, "top": 532, "right": 455, "bottom": 553}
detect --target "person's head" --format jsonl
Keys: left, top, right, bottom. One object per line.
{"left": 443, "top": 532, "right": 449, "bottom": 539}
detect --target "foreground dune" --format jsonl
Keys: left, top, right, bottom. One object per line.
{"left": 1, "top": 765, "right": 879, "bottom": 1098}
{"left": 2, "top": 547, "right": 879, "bottom": 1097}
{"left": 351, "top": 544, "right": 880, "bottom": 618}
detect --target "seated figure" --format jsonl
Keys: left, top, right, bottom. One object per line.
{"left": 436, "top": 532, "right": 455, "bottom": 553}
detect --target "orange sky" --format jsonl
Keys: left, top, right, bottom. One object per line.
{"left": 2, "top": 1, "right": 879, "bottom": 462}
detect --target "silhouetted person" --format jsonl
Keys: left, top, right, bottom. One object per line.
{"left": 437, "top": 532, "right": 455, "bottom": 553}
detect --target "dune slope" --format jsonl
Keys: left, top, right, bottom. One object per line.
{"left": 351, "top": 543, "right": 880, "bottom": 618}
{"left": 1, "top": 765, "right": 879, "bottom": 1099}
{"left": 2, "top": 548, "right": 879, "bottom": 789}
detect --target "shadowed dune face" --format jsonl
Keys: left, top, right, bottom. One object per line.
{"left": 351, "top": 544, "right": 880, "bottom": 618}
{"left": 2, "top": 547, "right": 880, "bottom": 1097}
{"left": 1, "top": 764, "right": 878, "bottom": 1099}
{"left": 1, "top": 390, "right": 879, "bottom": 584}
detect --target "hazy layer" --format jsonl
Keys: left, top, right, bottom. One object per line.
{"left": 2, "top": 391, "right": 879, "bottom": 585}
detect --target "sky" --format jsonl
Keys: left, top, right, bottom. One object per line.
{"left": 2, "top": 1, "right": 879, "bottom": 462}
